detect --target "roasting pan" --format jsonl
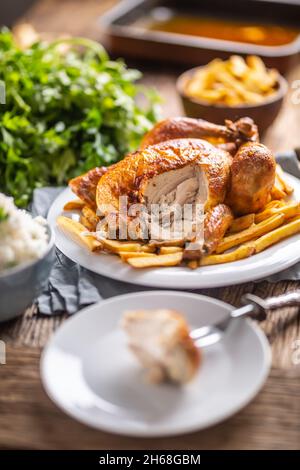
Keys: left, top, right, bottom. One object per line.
{"left": 100, "top": 0, "right": 300, "bottom": 73}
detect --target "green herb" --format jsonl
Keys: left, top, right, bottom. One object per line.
{"left": 0, "top": 207, "right": 8, "bottom": 222}
{"left": 0, "top": 29, "right": 160, "bottom": 207}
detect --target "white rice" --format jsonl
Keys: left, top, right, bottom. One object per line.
{"left": 0, "top": 193, "right": 49, "bottom": 272}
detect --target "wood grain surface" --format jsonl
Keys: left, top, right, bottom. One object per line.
{"left": 0, "top": 0, "right": 299, "bottom": 450}
{"left": 0, "top": 346, "right": 299, "bottom": 450}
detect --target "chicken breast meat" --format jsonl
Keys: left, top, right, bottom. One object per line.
{"left": 122, "top": 309, "right": 201, "bottom": 384}
{"left": 69, "top": 116, "right": 276, "bottom": 257}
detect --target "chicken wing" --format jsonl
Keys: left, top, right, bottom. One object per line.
{"left": 69, "top": 166, "right": 108, "bottom": 209}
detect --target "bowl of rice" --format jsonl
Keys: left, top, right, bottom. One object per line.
{"left": 0, "top": 193, "right": 55, "bottom": 321}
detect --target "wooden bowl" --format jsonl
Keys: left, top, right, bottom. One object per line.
{"left": 176, "top": 67, "right": 288, "bottom": 135}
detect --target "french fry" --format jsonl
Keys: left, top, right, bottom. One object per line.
{"left": 228, "top": 55, "right": 248, "bottom": 78}
{"left": 254, "top": 200, "right": 285, "bottom": 223}
{"left": 276, "top": 165, "right": 294, "bottom": 195}
{"left": 57, "top": 216, "right": 101, "bottom": 251}
{"left": 216, "top": 214, "right": 285, "bottom": 253}
{"left": 271, "top": 177, "right": 286, "bottom": 200}
{"left": 81, "top": 205, "right": 99, "bottom": 231}
{"left": 119, "top": 252, "right": 155, "bottom": 261}
{"left": 63, "top": 199, "right": 85, "bottom": 211}
{"left": 149, "top": 239, "right": 185, "bottom": 247}
{"left": 254, "top": 209, "right": 275, "bottom": 224}
{"left": 187, "top": 260, "right": 198, "bottom": 269}
{"left": 228, "top": 214, "right": 255, "bottom": 234}
{"left": 289, "top": 215, "right": 300, "bottom": 222}
{"left": 247, "top": 55, "right": 267, "bottom": 74}
{"left": 159, "top": 246, "right": 183, "bottom": 255}
{"left": 253, "top": 217, "right": 300, "bottom": 253}
{"left": 255, "top": 202, "right": 300, "bottom": 224}
{"left": 100, "top": 238, "right": 155, "bottom": 254}
{"left": 185, "top": 55, "right": 279, "bottom": 106}
{"left": 80, "top": 214, "right": 95, "bottom": 232}
{"left": 264, "top": 200, "right": 285, "bottom": 209}
{"left": 127, "top": 252, "right": 183, "bottom": 268}
{"left": 200, "top": 244, "right": 255, "bottom": 266}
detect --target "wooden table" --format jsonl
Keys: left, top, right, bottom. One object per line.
{"left": 0, "top": 0, "right": 299, "bottom": 450}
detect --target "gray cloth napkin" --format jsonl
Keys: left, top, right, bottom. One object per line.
{"left": 35, "top": 150, "right": 300, "bottom": 315}
{"left": 32, "top": 188, "right": 102, "bottom": 314}
{"left": 259, "top": 149, "right": 300, "bottom": 282}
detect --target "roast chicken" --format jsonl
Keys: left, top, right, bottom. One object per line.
{"left": 69, "top": 116, "right": 276, "bottom": 257}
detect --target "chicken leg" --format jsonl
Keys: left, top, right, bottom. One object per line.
{"left": 226, "top": 142, "right": 276, "bottom": 214}
{"left": 141, "top": 116, "right": 259, "bottom": 153}
{"left": 184, "top": 203, "right": 234, "bottom": 260}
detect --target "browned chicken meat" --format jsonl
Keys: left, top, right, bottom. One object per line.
{"left": 69, "top": 166, "right": 108, "bottom": 210}
{"left": 69, "top": 117, "right": 276, "bottom": 257}
{"left": 226, "top": 141, "right": 276, "bottom": 214}
{"left": 122, "top": 309, "right": 201, "bottom": 384}
{"left": 140, "top": 116, "right": 259, "bottom": 151}
{"left": 96, "top": 138, "right": 232, "bottom": 212}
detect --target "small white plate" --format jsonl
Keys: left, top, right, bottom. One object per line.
{"left": 47, "top": 173, "right": 300, "bottom": 289}
{"left": 41, "top": 291, "right": 271, "bottom": 437}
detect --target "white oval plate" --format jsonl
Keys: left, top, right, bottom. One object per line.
{"left": 47, "top": 173, "right": 300, "bottom": 289}
{"left": 41, "top": 291, "right": 271, "bottom": 437}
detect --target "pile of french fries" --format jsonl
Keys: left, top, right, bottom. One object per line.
{"left": 184, "top": 55, "right": 279, "bottom": 106}
{"left": 57, "top": 166, "right": 300, "bottom": 270}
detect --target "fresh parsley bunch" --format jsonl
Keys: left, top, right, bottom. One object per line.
{"left": 0, "top": 29, "right": 160, "bottom": 207}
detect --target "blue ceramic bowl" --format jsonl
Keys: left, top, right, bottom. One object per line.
{"left": 0, "top": 224, "right": 55, "bottom": 322}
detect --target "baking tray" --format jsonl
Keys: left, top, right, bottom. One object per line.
{"left": 1, "top": 0, "right": 36, "bottom": 27}
{"left": 100, "top": 0, "right": 300, "bottom": 73}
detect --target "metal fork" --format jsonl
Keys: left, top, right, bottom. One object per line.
{"left": 190, "top": 291, "right": 300, "bottom": 347}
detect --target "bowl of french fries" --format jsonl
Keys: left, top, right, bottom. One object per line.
{"left": 177, "top": 55, "right": 287, "bottom": 134}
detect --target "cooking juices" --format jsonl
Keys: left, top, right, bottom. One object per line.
{"left": 145, "top": 13, "right": 299, "bottom": 47}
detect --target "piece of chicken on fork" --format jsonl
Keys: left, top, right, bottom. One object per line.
{"left": 122, "top": 309, "right": 201, "bottom": 384}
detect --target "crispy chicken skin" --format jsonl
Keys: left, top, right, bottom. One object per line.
{"left": 141, "top": 116, "right": 259, "bottom": 152}
{"left": 122, "top": 309, "right": 201, "bottom": 384}
{"left": 69, "top": 166, "right": 108, "bottom": 209}
{"left": 184, "top": 204, "right": 233, "bottom": 259}
{"left": 96, "top": 138, "right": 232, "bottom": 214}
{"left": 226, "top": 142, "right": 276, "bottom": 214}
{"left": 204, "top": 204, "right": 234, "bottom": 253}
